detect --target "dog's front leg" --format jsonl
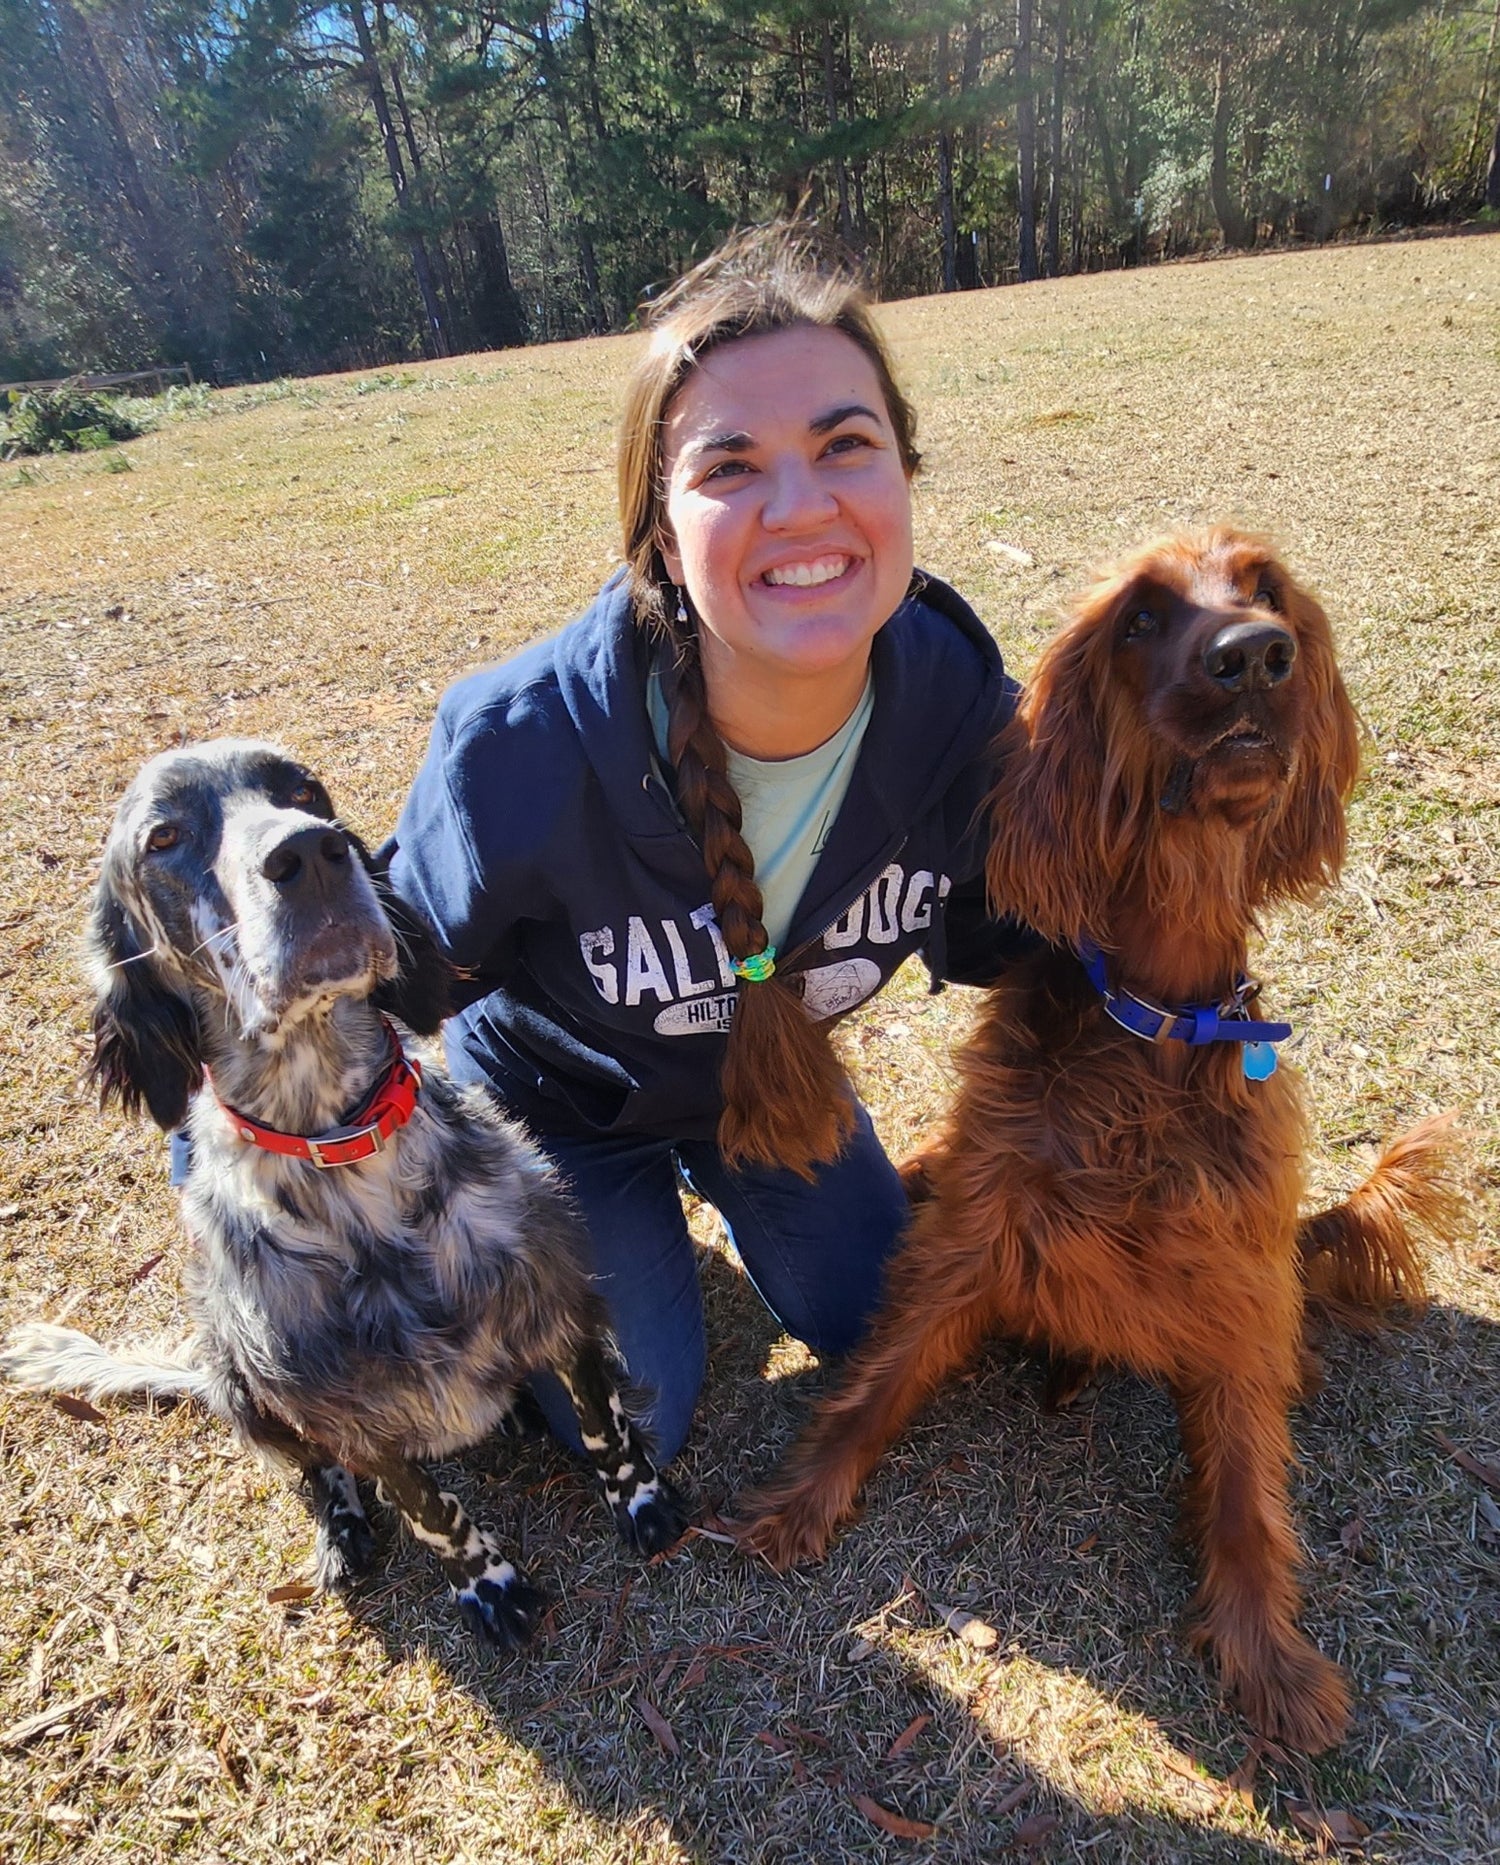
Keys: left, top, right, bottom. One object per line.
{"left": 306, "top": 1464, "right": 377, "bottom": 1589}
{"left": 214, "top": 1371, "right": 377, "bottom": 1591}
{"left": 1172, "top": 1371, "right": 1351, "bottom": 1752}
{"left": 370, "top": 1459, "right": 545, "bottom": 1650}
{"left": 559, "top": 1342, "right": 688, "bottom": 1555}
{"left": 738, "top": 1232, "right": 1005, "bottom": 1571}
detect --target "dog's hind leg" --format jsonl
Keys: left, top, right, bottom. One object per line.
{"left": 371, "top": 1459, "right": 545, "bottom": 1650}
{"left": 1172, "top": 1371, "right": 1350, "bottom": 1753}
{"left": 559, "top": 1343, "right": 689, "bottom": 1556}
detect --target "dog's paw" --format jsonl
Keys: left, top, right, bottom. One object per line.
{"left": 313, "top": 1509, "right": 378, "bottom": 1591}
{"left": 1234, "top": 1638, "right": 1352, "bottom": 1755}
{"left": 731, "top": 1488, "right": 844, "bottom": 1572}
{"left": 309, "top": 1466, "right": 377, "bottom": 1590}
{"left": 611, "top": 1474, "right": 690, "bottom": 1557}
{"left": 494, "top": 1389, "right": 550, "bottom": 1441}
{"left": 455, "top": 1569, "right": 548, "bottom": 1651}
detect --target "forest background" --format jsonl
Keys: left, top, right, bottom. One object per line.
{"left": 3, "top": 0, "right": 1500, "bottom": 384}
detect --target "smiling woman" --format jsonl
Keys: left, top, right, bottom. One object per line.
{"left": 386, "top": 225, "right": 1032, "bottom": 1464}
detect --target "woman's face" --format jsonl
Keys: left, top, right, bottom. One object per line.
{"left": 658, "top": 325, "right": 914, "bottom": 706}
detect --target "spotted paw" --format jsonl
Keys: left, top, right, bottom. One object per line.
{"left": 313, "top": 1510, "right": 378, "bottom": 1590}
{"left": 309, "top": 1467, "right": 377, "bottom": 1590}
{"left": 455, "top": 1572, "right": 547, "bottom": 1650}
{"left": 611, "top": 1474, "right": 690, "bottom": 1557}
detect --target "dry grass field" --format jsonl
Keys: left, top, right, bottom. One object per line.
{"left": 1, "top": 230, "right": 1497, "bottom": 1864}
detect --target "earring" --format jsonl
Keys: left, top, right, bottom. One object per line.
{"left": 675, "top": 588, "right": 689, "bottom": 627}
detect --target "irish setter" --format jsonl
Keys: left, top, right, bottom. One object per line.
{"left": 741, "top": 529, "right": 1458, "bottom": 1753}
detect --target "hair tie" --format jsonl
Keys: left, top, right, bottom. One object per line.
{"left": 731, "top": 947, "right": 777, "bottom": 984}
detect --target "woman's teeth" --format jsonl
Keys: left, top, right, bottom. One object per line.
{"left": 763, "top": 555, "right": 850, "bottom": 588}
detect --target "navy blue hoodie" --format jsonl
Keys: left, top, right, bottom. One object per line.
{"left": 386, "top": 572, "right": 1026, "bottom": 1142}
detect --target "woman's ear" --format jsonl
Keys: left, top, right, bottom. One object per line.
{"left": 353, "top": 839, "right": 454, "bottom": 1036}
{"left": 88, "top": 876, "right": 202, "bottom": 1130}
{"left": 656, "top": 523, "right": 684, "bottom": 590}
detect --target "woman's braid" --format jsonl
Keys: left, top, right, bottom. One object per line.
{"left": 664, "top": 620, "right": 856, "bottom": 1179}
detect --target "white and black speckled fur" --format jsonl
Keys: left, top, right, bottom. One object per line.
{"left": 2, "top": 739, "right": 686, "bottom": 1648}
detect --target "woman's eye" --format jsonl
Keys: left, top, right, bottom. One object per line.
{"left": 702, "top": 458, "right": 752, "bottom": 483}
{"left": 824, "top": 432, "right": 871, "bottom": 457}
{"left": 1124, "top": 608, "right": 1157, "bottom": 639}
{"left": 146, "top": 823, "right": 180, "bottom": 853}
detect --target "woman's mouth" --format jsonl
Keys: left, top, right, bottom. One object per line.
{"left": 760, "top": 554, "right": 855, "bottom": 589}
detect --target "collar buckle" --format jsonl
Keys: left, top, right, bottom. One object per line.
{"left": 306, "top": 1123, "right": 387, "bottom": 1169}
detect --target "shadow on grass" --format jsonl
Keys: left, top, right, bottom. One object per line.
{"left": 308, "top": 1244, "right": 1500, "bottom": 1860}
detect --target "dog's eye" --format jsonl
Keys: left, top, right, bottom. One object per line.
{"left": 146, "top": 823, "right": 180, "bottom": 853}
{"left": 289, "top": 782, "right": 319, "bottom": 808}
{"left": 1124, "top": 607, "right": 1158, "bottom": 640}
{"left": 1252, "top": 584, "right": 1280, "bottom": 612}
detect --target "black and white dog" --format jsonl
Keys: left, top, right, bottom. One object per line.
{"left": 2, "top": 739, "right": 685, "bottom": 1648}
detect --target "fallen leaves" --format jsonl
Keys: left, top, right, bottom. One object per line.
{"left": 1434, "top": 1428, "right": 1500, "bottom": 1493}
{"left": 1011, "top": 1812, "right": 1061, "bottom": 1847}
{"left": 52, "top": 1393, "right": 106, "bottom": 1425}
{"left": 935, "top": 1603, "right": 1000, "bottom": 1651}
{"left": 1289, "top": 1804, "right": 1372, "bottom": 1850}
{"left": 883, "top": 1713, "right": 930, "bottom": 1761}
{"left": 632, "top": 1693, "right": 679, "bottom": 1758}
{"left": 0, "top": 1689, "right": 111, "bottom": 1750}
{"left": 266, "top": 1581, "right": 315, "bottom": 1605}
{"left": 853, "top": 1794, "right": 937, "bottom": 1840}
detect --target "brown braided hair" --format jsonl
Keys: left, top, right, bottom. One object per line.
{"left": 617, "top": 225, "right": 920, "bottom": 1178}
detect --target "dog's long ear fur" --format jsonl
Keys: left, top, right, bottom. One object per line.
{"left": 88, "top": 880, "right": 203, "bottom": 1131}
{"left": 1258, "top": 582, "right": 1362, "bottom": 902}
{"left": 354, "top": 840, "right": 454, "bottom": 1036}
{"left": 986, "top": 591, "right": 1140, "bottom": 946}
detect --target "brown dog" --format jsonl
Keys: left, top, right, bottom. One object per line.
{"left": 741, "top": 529, "right": 1458, "bottom": 1753}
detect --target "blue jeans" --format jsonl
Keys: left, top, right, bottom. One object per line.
{"left": 529, "top": 1102, "right": 910, "bottom": 1462}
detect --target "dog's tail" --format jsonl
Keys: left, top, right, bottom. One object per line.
{"left": 1298, "top": 1112, "right": 1462, "bottom": 1324}
{"left": 1, "top": 1322, "right": 211, "bottom": 1406}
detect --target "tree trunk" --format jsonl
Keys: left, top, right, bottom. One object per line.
{"left": 1017, "top": 0, "right": 1040, "bottom": 281}
{"left": 347, "top": 0, "right": 448, "bottom": 356}
{"left": 1488, "top": 119, "right": 1500, "bottom": 211}
{"left": 1045, "top": 0, "right": 1068, "bottom": 276}
{"left": 955, "top": 19, "right": 984, "bottom": 288}
{"left": 937, "top": 26, "right": 957, "bottom": 290}
{"left": 466, "top": 215, "right": 527, "bottom": 350}
{"left": 1210, "top": 44, "right": 1253, "bottom": 248}
{"left": 535, "top": 12, "right": 608, "bottom": 333}
{"left": 822, "top": 21, "right": 853, "bottom": 241}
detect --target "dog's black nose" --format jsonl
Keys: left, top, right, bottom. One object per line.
{"left": 262, "top": 826, "right": 349, "bottom": 886}
{"left": 1203, "top": 620, "right": 1297, "bottom": 692}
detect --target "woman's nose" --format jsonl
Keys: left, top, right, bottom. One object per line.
{"left": 761, "top": 455, "right": 838, "bottom": 531}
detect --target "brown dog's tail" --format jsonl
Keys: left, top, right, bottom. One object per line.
{"left": 1298, "top": 1112, "right": 1462, "bottom": 1324}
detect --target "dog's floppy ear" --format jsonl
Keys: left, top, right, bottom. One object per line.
{"left": 986, "top": 594, "right": 1138, "bottom": 945}
{"left": 88, "top": 877, "right": 203, "bottom": 1131}
{"left": 354, "top": 838, "right": 454, "bottom": 1036}
{"left": 1259, "top": 583, "right": 1362, "bottom": 902}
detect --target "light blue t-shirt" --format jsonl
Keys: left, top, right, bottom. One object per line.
{"left": 646, "top": 666, "right": 874, "bottom": 951}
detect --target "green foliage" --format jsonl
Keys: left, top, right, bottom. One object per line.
{"left": 0, "top": 387, "right": 146, "bottom": 458}
{"left": 0, "top": 0, "right": 1492, "bottom": 375}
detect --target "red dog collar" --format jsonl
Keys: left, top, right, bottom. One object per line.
{"left": 216, "top": 1019, "right": 423, "bottom": 1168}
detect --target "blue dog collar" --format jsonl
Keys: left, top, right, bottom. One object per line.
{"left": 1077, "top": 938, "right": 1291, "bottom": 1078}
